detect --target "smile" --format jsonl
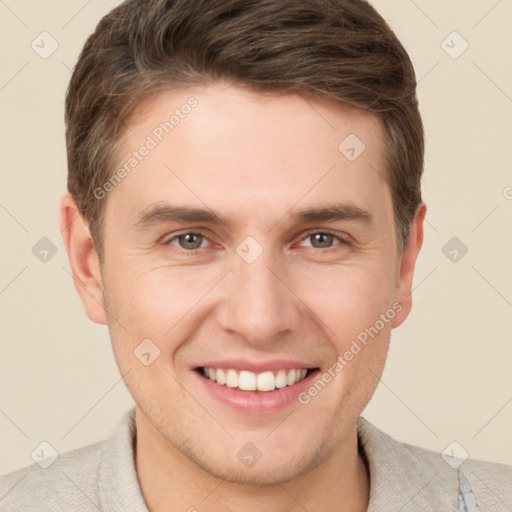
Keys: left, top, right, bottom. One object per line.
{"left": 199, "top": 367, "right": 310, "bottom": 392}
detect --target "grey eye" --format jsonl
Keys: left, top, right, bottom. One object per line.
{"left": 175, "top": 233, "right": 204, "bottom": 250}
{"left": 309, "top": 233, "right": 336, "bottom": 249}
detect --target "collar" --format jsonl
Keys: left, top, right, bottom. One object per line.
{"left": 356, "top": 416, "right": 459, "bottom": 511}
{"left": 97, "top": 407, "right": 149, "bottom": 512}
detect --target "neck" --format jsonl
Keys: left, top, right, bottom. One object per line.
{"left": 135, "top": 409, "right": 370, "bottom": 512}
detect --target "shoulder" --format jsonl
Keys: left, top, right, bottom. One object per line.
{"left": 403, "top": 435, "right": 512, "bottom": 499}
{"left": 357, "top": 416, "right": 512, "bottom": 510}
{"left": 392, "top": 426, "right": 512, "bottom": 480}
{"left": 0, "top": 439, "right": 105, "bottom": 512}
{"left": 0, "top": 408, "right": 144, "bottom": 512}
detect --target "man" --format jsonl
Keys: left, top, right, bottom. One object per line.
{"left": 1, "top": 0, "right": 510, "bottom": 510}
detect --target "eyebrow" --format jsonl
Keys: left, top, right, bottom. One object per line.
{"left": 134, "top": 201, "right": 373, "bottom": 230}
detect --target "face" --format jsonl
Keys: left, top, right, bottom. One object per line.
{"left": 62, "top": 80, "right": 424, "bottom": 485}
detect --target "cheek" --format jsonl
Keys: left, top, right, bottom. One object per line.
{"left": 301, "top": 262, "right": 395, "bottom": 339}
{"left": 298, "top": 262, "right": 394, "bottom": 400}
{"left": 131, "top": 270, "right": 219, "bottom": 334}
{"left": 105, "top": 264, "right": 221, "bottom": 347}
{"left": 300, "top": 266, "right": 393, "bottom": 415}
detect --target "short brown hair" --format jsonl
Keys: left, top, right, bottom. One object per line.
{"left": 65, "top": 0, "right": 423, "bottom": 262}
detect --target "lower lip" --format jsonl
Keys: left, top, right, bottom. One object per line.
{"left": 194, "top": 369, "right": 320, "bottom": 413}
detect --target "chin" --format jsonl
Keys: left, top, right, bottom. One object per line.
{"left": 188, "top": 448, "right": 323, "bottom": 486}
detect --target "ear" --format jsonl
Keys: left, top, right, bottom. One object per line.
{"left": 391, "top": 202, "right": 426, "bottom": 328}
{"left": 60, "top": 193, "right": 107, "bottom": 325}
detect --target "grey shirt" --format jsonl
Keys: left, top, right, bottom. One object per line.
{"left": 1, "top": 407, "right": 511, "bottom": 511}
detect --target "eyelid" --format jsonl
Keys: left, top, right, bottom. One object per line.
{"left": 163, "top": 228, "right": 350, "bottom": 253}
{"left": 164, "top": 230, "right": 215, "bottom": 252}
{"left": 296, "top": 229, "right": 350, "bottom": 249}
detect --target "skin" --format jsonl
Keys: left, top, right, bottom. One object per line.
{"left": 60, "top": 80, "right": 425, "bottom": 511}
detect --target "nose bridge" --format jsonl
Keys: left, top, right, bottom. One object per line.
{"left": 218, "top": 247, "right": 299, "bottom": 345}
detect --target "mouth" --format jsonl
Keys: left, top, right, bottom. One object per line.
{"left": 195, "top": 366, "right": 319, "bottom": 392}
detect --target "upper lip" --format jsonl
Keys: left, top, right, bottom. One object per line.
{"left": 194, "top": 359, "right": 319, "bottom": 373}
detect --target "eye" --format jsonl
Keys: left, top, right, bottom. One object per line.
{"left": 163, "top": 230, "right": 348, "bottom": 255}
{"left": 298, "top": 231, "right": 347, "bottom": 251}
{"left": 167, "top": 232, "right": 209, "bottom": 252}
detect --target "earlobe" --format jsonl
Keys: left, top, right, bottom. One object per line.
{"left": 59, "top": 193, "right": 108, "bottom": 325}
{"left": 391, "top": 202, "right": 426, "bottom": 328}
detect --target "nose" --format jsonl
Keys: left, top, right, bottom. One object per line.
{"left": 216, "top": 249, "right": 302, "bottom": 348}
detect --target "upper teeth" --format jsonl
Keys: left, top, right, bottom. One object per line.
{"left": 202, "top": 368, "right": 308, "bottom": 392}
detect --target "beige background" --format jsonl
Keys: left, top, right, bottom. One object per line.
{"left": 1, "top": 0, "right": 511, "bottom": 474}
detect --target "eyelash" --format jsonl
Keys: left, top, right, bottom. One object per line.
{"left": 163, "top": 229, "right": 349, "bottom": 255}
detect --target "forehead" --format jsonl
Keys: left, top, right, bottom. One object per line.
{"left": 106, "top": 81, "right": 390, "bottom": 231}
